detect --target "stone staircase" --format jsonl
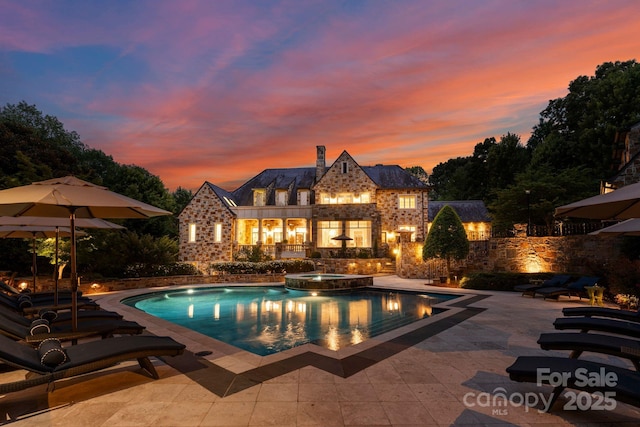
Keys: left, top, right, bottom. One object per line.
{"left": 380, "top": 260, "right": 396, "bottom": 274}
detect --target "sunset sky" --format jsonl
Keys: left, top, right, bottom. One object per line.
{"left": 1, "top": 1, "right": 639, "bottom": 191}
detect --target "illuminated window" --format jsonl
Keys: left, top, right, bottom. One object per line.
{"left": 223, "top": 196, "right": 237, "bottom": 207}
{"left": 347, "top": 220, "right": 371, "bottom": 247}
{"left": 318, "top": 221, "right": 342, "bottom": 248}
{"left": 214, "top": 223, "right": 222, "bottom": 243}
{"left": 398, "top": 225, "right": 416, "bottom": 242}
{"left": 253, "top": 189, "right": 266, "bottom": 206}
{"left": 319, "top": 192, "right": 370, "bottom": 205}
{"left": 337, "top": 193, "right": 352, "bottom": 204}
{"left": 276, "top": 190, "right": 288, "bottom": 206}
{"left": 188, "top": 223, "right": 196, "bottom": 242}
{"left": 398, "top": 195, "right": 416, "bottom": 209}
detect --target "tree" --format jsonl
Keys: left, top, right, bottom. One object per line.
{"left": 486, "top": 133, "right": 530, "bottom": 194}
{"left": 488, "top": 166, "right": 598, "bottom": 231}
{"left": 429, "top": 137, "right": 496, "bottom": 201}
{"left": 404, "top": 166, "right": 429, "bottom": 184}
{"left": 423, "top": 205, "right": 469, "bottom": 277}
{"left": 529, "top": 60, "right": 640, "bottom": 179}
{"left": 173, "top": 187, "right": 194, "bottom": 213}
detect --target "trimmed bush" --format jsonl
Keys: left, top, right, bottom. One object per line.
{"left": 209, "top": 260, "right": 315, "bottom": 275}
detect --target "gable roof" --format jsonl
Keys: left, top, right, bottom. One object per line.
{"left": 232, "top": 167, "right": 317, "bottom": 206}
{"left": 206, "top": 182, "right": 238, "bottom": 210}
{"left": 363, "top": 164, "right": 428, "bottom": 189}
{"left": 428, "top": 200, "right": 491, "bottom": 222}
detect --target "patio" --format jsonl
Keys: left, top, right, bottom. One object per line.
{"left": 1, "top": 275, "right": 639, "bottom": 426}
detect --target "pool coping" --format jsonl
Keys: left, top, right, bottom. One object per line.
{"left": 95, "top": 282, "right": 489, "bottom": 398}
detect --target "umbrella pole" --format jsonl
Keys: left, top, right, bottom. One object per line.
{"left": 32, "top": 236, "right": 37, "bottom": 293}
{"left": 69, "top": 210, "right": 78, "bottom": 332}
{"left": 54, "top": 227, "right": 59, "bottom": 306}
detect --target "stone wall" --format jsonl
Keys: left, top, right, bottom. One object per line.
{"left": 312, "top": 258, "right": 387, "bottom": 275}
{"left": 397, "top": 235, "right": 622, "bottom": 279}
{"left": 24, "top": 273, "right": 285, "bottom": 295}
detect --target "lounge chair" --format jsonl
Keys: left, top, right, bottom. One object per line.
{"left": 534, "top": 276, "right": 600, "bottom": 300}
{"left": 0, "top": 300, "right": 122, "bottom": 325}
{"left": 553, "top": 316, "right": 640, "bottom": 338}
{"left": 0, "top": 333, "right": 185, "bottom": 394}
{"left": 562, "top": 306, "right": 640, "bottom": 323}
{"left": 0, "top": 311, "right": 145, "bottom": 343}
{"left": 0, "top": 272, "right": 19, "bottom": 293}
{"left": 513, "top": 274, "right": 571, "bottom": 297}
{"left": 0, "top": 292, "right": 100, "bottom": 313}
{"left": 506, "top": 356, "right": 640, "bottom": 411}
{"left": 537, "top": 332, "right": 640, "bottom": 370}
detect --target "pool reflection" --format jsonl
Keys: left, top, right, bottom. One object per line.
{"left": 125, "top": 288, "right": 452, "bottom": 356}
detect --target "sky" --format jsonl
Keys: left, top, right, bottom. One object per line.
{"left": 1, "top": 1, "right": 639, "bottom": 192}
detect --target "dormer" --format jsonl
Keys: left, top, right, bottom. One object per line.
{"left": 253, "top": 189, "right": 266, "bottom": 206}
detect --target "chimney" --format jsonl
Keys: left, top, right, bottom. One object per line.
{"left": 316, "top": 146, "right": 326, "bottom": 180}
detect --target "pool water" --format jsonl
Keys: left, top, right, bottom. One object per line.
{"left": 123, "top": 287, "right": 457, "bottom": 356}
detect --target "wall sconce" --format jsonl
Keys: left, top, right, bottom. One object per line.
{"left": 91, "top": 283, "right": 101, "bottom": 291}
{"left": 19, "top": 282, "right": 28, "bottom": 291}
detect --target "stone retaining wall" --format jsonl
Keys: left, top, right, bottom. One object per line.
{"left": 397, "top": 235, "right": 622, "bottom": 279}
{"left": 21, "top": 273, "right": 285, "bottom": 295}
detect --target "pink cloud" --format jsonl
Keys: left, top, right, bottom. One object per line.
{"left": 3, "top": 1, "right": 639, "bottom": 191}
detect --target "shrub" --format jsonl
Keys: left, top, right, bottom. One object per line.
{"left": 209, "top": 260, "right": 315, "bottom": 275}
{"left": 460, "top": 272, "right": 554, "bottom": 291}
{"left": 123, "top": 262, "right": 201, "bottom": 278}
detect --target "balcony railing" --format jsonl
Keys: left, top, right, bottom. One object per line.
{"left": 491, "top": 222, "right": 608, "bottom": 238}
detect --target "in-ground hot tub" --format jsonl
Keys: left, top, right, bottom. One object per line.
{"left": 285, "top": 273, "right": 373, "bottom": 290}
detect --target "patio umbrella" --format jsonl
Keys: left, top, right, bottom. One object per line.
{"left": 0, "top": 216, "right": 124, "bottom": 303}
{"left": 0, "top": 225, "right": 85, "bottom": 293}
{"left": 555, "top": 181, "right": 640, "bottom": 220}
{"left": 0, "top": 176, "right": 172, "bottom": 330}
{"left": 588, "top": 218, "right": 640, "bottom": 236}
{"left": 332, "top": 233, "right": 353, "bottom": 256}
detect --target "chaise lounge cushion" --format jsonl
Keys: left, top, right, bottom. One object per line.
{"left": 562, "top": 306, "right": 640, "bottom": 322}
{"left": 537, "top": 332, "right": 640, "bottom": 367}
{"left": 553, "top": 316, "right": 640, "bottom": 338}
{"left": 514, "top": 275, "right": 571, "bottom": 296}
{"left": 506, "top": 356, "right": 640, "bottom": 409}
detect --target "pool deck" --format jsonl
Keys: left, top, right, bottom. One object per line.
{"left": 2, "top": 275, "right": 639, "bottom": 426}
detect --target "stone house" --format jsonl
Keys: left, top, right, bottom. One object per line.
{"left": 178, "top": 146, "right": 429, "bottom": 270}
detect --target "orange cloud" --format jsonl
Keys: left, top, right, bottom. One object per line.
{"left": 3, "top": 1, "right": 639, "bottom": 191}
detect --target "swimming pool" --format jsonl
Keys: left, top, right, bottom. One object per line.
{"left": 123, "top": 286, "right": 458, "bottom": 356}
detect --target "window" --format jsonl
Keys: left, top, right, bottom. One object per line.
{"left": 188, "top": 223, "right": 196, "bottom": 242}
{"left": 341, "top": 161, "right": 349, "bottom": 174}
{"left": 214, "top": 223, "right": 222, "bottom": 243}
{"left": 397, "top": 225, "right": 416, "bottom": 242}
{"left": 276, "top": 190, "right": 288, "bottom": 206}
{"left": 318, "top": 192, "right": 370, "bottom": 205}
{"left": 398, "top": 195, "right": 416, "bottom": 209}
{"left": 347, "top": 220, "right": 371, "bottom": 247}
{"left": 299, "top": 190, "right": 309, "bottom": 205}
{"left": 253, "top": 189, "right": 266, "bottom": 206}
{"left": 223, "top": 196, "right": 237, "bottom": 207}
{"left": 337, "top": 193, "right": 352, "bottom": 204}
{"left": 317, "top": 221, "right": 342, "bottom": 248}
